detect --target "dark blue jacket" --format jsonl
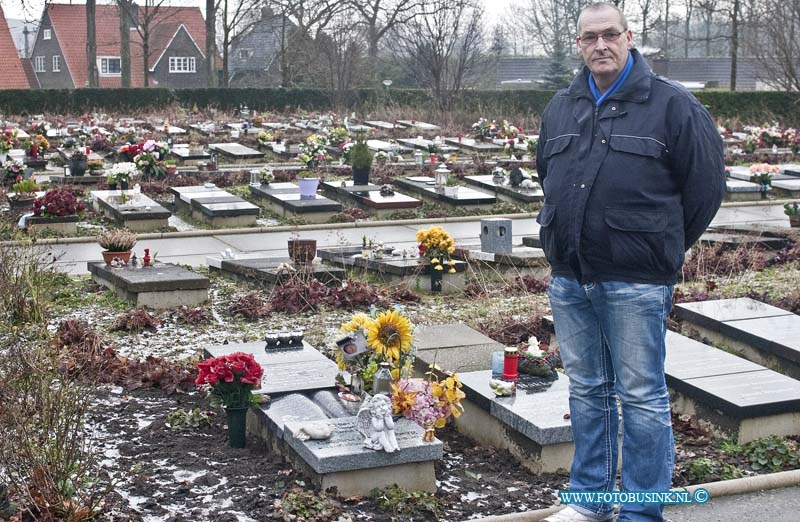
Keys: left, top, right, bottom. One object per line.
{"left": 536, "top": 49, "right": 725, "bottom": 285}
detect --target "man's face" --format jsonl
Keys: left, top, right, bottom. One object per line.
{"left": 577, "top": 8, "right": 633, "bottom": 87}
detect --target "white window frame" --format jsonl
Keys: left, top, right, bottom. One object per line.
{"left": 239, "top": 49, "right": 252, "bottom": 60}
{"left": 168, "top": 56, "right": 196, "bottom": 73}
{"left": 98, "top": 56, "right": 122, "bottom": 77}
{"left": 34, "top": 56, "right": 45, "bottom": 73}
{"left": 43, "top": 29, "right": 51, "bottom": 40}
{"left": 52, "top": 55, "right": 60, "bottom": 72}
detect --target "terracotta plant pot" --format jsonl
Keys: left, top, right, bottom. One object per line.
{"left": 102, "top": 251, "right": 132, "bottom": 266}
{"left": 287, "top": 239, "right": 316, "bottom": 265}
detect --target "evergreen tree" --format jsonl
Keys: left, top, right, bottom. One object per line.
{"left": 543, "top": 41, "right": 574, "bottom": 90}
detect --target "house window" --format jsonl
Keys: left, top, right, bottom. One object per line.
{"left": 169, "top": 56, "right": 196, "bottom": 73}
{"left": 98, "top": 57, "right": 122, "bottom": 76}
{"left": 34, "top": 56, "right": 45, "bottom": 72}
{"left": 52, "top": 55, "right": 60, "bottom": 72}
{"left": 43, "top": 29, "right": 51, "bottom": 40}
{"left": 239, "top": 49, "right": 253, "bottom": 60}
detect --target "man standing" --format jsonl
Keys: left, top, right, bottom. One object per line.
{"left": 537, "top": 3, "right": 724, "bottom": 522}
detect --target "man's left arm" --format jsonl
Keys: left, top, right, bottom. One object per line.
{"left": 668, "top": 97, "right": 726, "bottom": 250}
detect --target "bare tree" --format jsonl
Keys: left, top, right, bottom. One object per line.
{"left": 752, "top": 0, "right": 800, "bottom": 90}
{"left": 87, "top": 0, "right": 99, "bottom": 87}
{"left": 132, "top": 0, "right": 180, "bottom": 87}
{"left": 524, "top": 0, "right": 589, "bottom": 55}
{"left": 117, "top": 0, "right": 133, "bottom": 87}
{"left": 206, "top": 0, "right": 218, "bottom": 86}
{"left": 218, "top": 0, "right": 263, "bottom": 87}
{"left": 317, "top": 8, "right": 368, "bottom": 102}
{"left": 392, "top": 0, "right": 488, "bottom": 110}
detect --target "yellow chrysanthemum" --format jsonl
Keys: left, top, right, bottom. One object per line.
{"left": 366, "top": 309, "right": 414, "bottom": 363}
{"left": 339, "top": 312, "right": 374, "bottom": 335}
{"left": 430, "top": 257, "right": 440, "bottom": 265}
{"left": 434, "top": 264, "right": 444, "bottom": 271}
{"left": 448, "top": 268, "right": 456, "bottom": 274}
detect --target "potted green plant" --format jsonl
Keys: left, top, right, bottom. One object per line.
{"left": 9, "top": 178, "right": 39, "bottom": 212}
{"left": 164, "top": 159, "right": 178, "bottom": 175}
{"left": 785, "top": 202, "right": 800, "bottom": 228}
{"left": 69, "top": 150, "right": 88, "bottom": 177}
{"left": 97, "top": 228, "right": 137, "bottom": 266}
{"left": 350, "top": 141, "right": 373, "bottom": 186}
{"left": 296, "top": 171, "right": 319, "bottom": 199}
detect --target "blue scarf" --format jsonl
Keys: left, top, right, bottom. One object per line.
{"left": 589, "top": 52, "right": 634, "bottom": 107}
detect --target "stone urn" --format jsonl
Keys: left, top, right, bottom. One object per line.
{"left": 288, "top": 239, "right": 316, "bottom": 265}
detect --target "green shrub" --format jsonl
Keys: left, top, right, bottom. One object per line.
{"left": 349, "top": 141, "right": 373, "bottom": 170}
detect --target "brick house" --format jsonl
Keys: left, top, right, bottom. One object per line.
{"left": 30, "top": 3, "right": 213, "bottom": 89}
{"left": 0, "top": 6, "right": 31, "bottom": 88}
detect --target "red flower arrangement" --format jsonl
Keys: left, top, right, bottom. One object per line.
{"left": 195, "top": 352, "right": 264, "bottom": 408}
{"left": 32, "top": 188, "right": 86, "bottom": 217}
{"left": 119, "top": 143, "right": 143, "bottom": 162}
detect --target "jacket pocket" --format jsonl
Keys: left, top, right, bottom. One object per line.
{"left": 608, "top": 135, "right": 665, "bottom": 158}
{"left": 604, "top": 207, "right": 667, "bottom": 271}
{"left": 543, "top": 134, "right": 574, "bottom": 158}
{"left": 536, "top": 204, "right": 564, "bottom": 264}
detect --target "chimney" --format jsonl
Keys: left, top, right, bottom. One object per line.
{"left": 23, "top": 25, "right": 30, "bottom": 58}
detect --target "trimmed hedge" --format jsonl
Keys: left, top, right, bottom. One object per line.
{"left": 1, "top": 87, "right": 799, "bottom": 124}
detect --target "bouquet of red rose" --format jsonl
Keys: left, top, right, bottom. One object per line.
{"left": 195, "top": 352, "right": 264, "bottom": 409}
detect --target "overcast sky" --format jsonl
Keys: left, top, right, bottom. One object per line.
{"left": 4, "top": 0, "right": 518, "bottom": 24}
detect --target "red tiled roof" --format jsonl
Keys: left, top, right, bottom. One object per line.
{"left": 21, "top": 58, "right": 40, "bottom": 88}
{"left": 0, "top": 6, "right": 30, "bottom": 88}
{"left": 45, "top": 4, "right": 209, "bottom": 88}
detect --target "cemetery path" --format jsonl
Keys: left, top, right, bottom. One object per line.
{"left": 45, "top": 202, "right": 791, "bottom": 276}
{"left": 664, "top": 485, "right": 800, "bottom": 521}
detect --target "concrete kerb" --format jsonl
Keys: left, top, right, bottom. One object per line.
{"left": 0, "top": 212, "right": 538, "bottom": 247}
{"left": 473, "top": 469, "right": 800, "bottom": 522}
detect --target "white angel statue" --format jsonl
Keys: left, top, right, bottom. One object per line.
{"left": 356, "top": 394, "right": 400, "bottom": 453}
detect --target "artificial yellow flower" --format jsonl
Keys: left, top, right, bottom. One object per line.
{"left": 366, "top": 309, "right": 414, "bottom": 363}
{"left": 391, "top": 381, "right": 418, "bottom": 414}
{"left": 434, "top": 264, "right": 444, "bottom": 271}
{"left": 335, "top": 351, "right": 346, "bottom": 371}
{"left": 448, "top": 260, "right": 456, "bottom": 266}
{"left": 430, "top": 257, "right": 440, "bottom": 264}
{"left": 448, "top": 268, "right": 456, "bottom": 274}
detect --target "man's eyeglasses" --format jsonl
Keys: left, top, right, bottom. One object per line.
{"left": 578, "top": 31, "right": 624, "bottom": 47}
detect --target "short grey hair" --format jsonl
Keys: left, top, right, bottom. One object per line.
{"left": 577, "top": 2, "right": 629, "bottom": 35}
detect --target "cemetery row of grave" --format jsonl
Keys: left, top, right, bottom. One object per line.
{"left": 80, "top": 203, "right": 800, "bottom": 498}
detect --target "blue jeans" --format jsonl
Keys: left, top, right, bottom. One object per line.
{"left": 548, "top": 276, "right": 674, "bottom": 522}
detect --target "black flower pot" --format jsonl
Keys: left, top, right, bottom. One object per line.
{"left": 120, "top": 180, "right": 129, "bottom": 191}
{"left": 69, "top": 159, "right": 87, "bottom": 177}
{"left": 353, "top": 167, "right": 370, "bottom": 186}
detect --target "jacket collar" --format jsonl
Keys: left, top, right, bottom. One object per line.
{"left": 567, "top": 48, "right": 652, "bottom": 104}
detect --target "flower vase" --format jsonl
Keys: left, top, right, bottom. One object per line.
{"left": 225, "top": 406, "right": 249, "bottom": 448}
{"left": 0, "top": 152, "right": 7, "bottom": 164}
{"left": 429, "top": 269, "right": 443, "bottom": 292}
{"left": 422, "top": 422, "right": 436, "bottom": 442}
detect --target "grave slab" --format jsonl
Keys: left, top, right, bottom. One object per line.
{"left": 674, "top": 300, "right": 800, "bottom": 378}
{"left": 724, "top": 179, "right": 763, "bottom": 202}
{"left": 413, "top": 324, "right": 504, "bottom": 373}
{"left": 171, "top": 185, "right": 259, "bottom": 227}
{"left": 394, "top": 176, "right": 496, "bottom": 209}
{"left": 320, "top": 180, "right": 421, "bottom": 218}
{"left": 283, "top": 416, "right": 442, "bottom": 474}
{"left": 727, "top": 166, "right": 795, "bottom": 181}
{"left": 464, "top": 175, "right": 543, "bottom": 205}
{"left": 364, "top": 120, "right": 397, "bottom": 130}
{"left": 209, "top": 142, "right": 264, "bottom": 162}
{"left": 453, "top": 245, "right": 549, "bottom": 277}
{"left": 250, "top": 182, "right": 342, "bottom": 224}
{"left": 397, "top": 138, "right": 458, "bottom": 153}
{"left": 87, "top": 261, "right": 209, "bottom": 308}
{"left": 212, "top": 255, "right": 345, "bottom": 286}
{"left": 317, "top": 246, "right": 467, "bottom": 293}
{"left": 170, "top": 147, "right": 211, "bottom": 164}
{"left": 454, "top": 370, "right": 574, "bottom": 473}
{"left": 771, "top": 178, "right": 800, "bottom": 197}
{"left": 445, "top": 137, "right": 503, "bottom": 152}
{"left": 396, "top": 120, "right": 441, "bottom": 131}
{"left": 49, "top": 174, "right": 107, "bottom": 185}
{"left": 781, "top": 164, "right": 800, "bottom": 177}
{"left": 91, "top": 190, "right": 171, "bottom": 232}
{"left": 261, "top": 393, "right": 330, "bottom": 439}
{"left": 203, "top": 340, "right": 338, "bottom": 396}
{"left": 367, "top": 139, "right": 413, "bottom": 154}
{"left": 698, "top": 232, "right": 789, "bottom": 251}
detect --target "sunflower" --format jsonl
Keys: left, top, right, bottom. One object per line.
{"left": 366, "top": 309, "right": 414, "bottom": 363}
{"left": 339, "top": 312, "right": 374, "bottom": 335}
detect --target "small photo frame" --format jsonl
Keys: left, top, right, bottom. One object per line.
{"left": 337, "top": 331, "right": 368, "bottom": 360}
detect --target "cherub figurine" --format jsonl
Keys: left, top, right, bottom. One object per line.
{"left": 356, "top": 394, "right": 400, "bottom": 453}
